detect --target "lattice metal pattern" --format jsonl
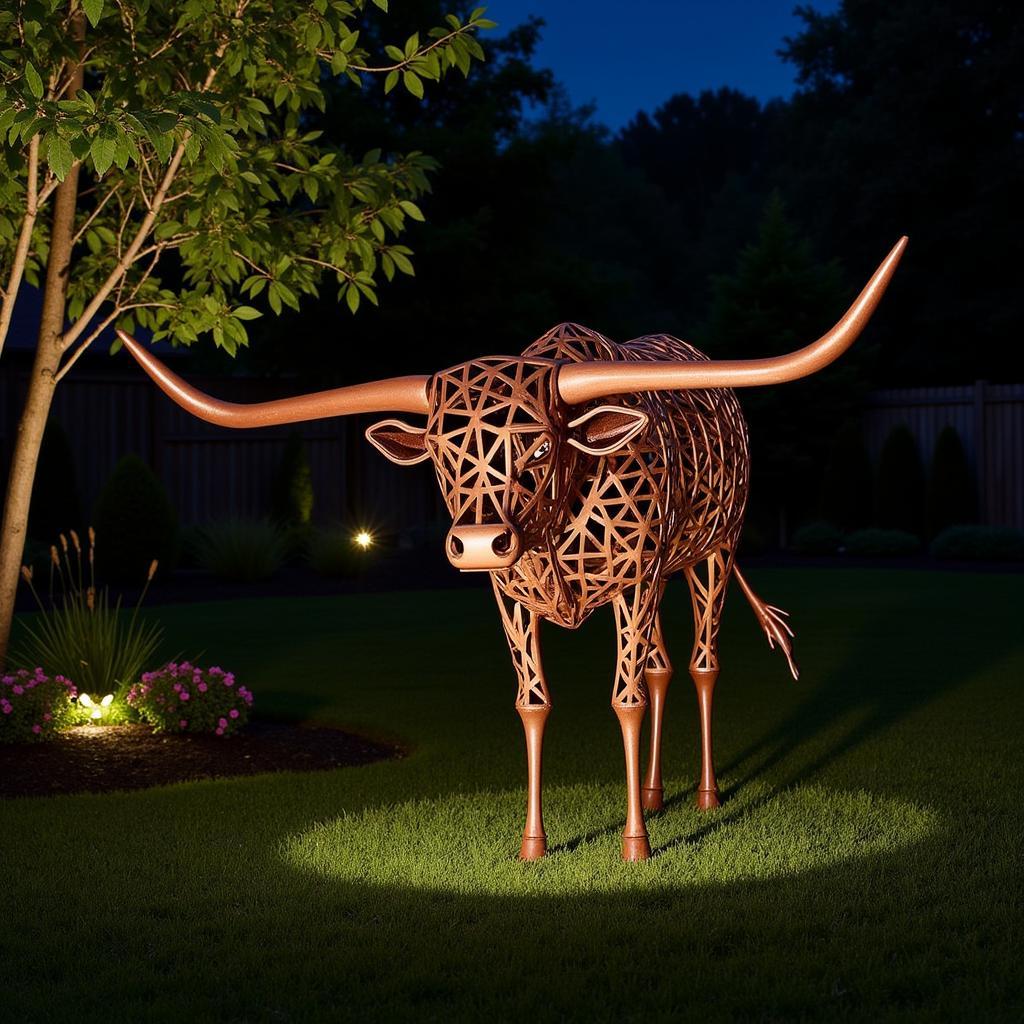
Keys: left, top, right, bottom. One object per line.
{"left": 493, "top": 323, "right": 749, "bottom": 640}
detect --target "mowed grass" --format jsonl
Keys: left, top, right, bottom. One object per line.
{"left": 1, "top": 568, "right": 1022, "bottom": 1022}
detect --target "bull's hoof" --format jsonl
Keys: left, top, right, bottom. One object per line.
{"left": 519, "top": 835, "right": 547, "bottom": 861}
{"left": 621, "top": 834, "right": 652, "bottom": 861}
{"left": 696, "top": 788, "right": 720, "bottom": 811}
{"left": 641, "top": 786, "right": 664, "bottom": 811}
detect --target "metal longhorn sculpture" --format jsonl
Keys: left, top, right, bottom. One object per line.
{"left": 118, "top": 236, "right": 907, "bottom": 862}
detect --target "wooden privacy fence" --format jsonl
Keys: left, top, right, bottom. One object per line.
{"left": 0, "top": 367, "right": 445, "bottom": 535}
{"left": 863, "top": 382, "right": 1024, "bottom": 528}
{"left": 3, "top": 368, "right": 1021, "bottom": 533}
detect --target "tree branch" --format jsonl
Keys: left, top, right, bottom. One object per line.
{"left": 345, "top": 24, "right": 475, "bottom": 73}
{"left": 70, "top": 181, "right": 123, "bottom": 246}
{"left": 0, "top": 136, "right": 41, "bottom": 359}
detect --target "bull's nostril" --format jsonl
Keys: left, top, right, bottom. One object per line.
{"left": 491, "top": 530, "right": 513, "bottom": 556}
{"left": 449, "top": 534, "right": 464, "bottom": 558}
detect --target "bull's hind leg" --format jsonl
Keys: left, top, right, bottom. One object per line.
{"left": 493, "top": 582, "right": 551, "bottom": 861}
{"left": 611, "top": 584, "right": 661, "bottom": 861}
{"left": 641, "top": 611, "right": 673, "bottom": 811}
{"left": 683, "top": 547, "right": 733, "bottom": 811}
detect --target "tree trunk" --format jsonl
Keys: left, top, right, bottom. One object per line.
{"left": 0, "top": 19, "right": 84, "bottom": 667}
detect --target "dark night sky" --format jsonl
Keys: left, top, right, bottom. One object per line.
{"left": 486, "top": 0, "right": 841, "bottom": 129}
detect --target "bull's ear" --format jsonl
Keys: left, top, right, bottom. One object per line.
{"left": 567, "top": 405, "right": 648, "bottom": 456}
{"left": 365, "top": 419, "right": 430, "bottom": 465}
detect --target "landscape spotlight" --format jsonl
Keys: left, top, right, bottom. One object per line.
{"left": 354, "top": 530, "right": 373, "bottom": 549}
{"left": 79, "top": 693, "right": 114, "bottom": 720}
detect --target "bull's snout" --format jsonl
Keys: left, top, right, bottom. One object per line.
{"left": 446, "top": 523, "right": 521, "bottom": 571}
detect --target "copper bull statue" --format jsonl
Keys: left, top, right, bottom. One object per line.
{"left": 118, "top": 236, "right": 906, "bottom": 862}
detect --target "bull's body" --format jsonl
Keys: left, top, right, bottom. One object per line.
{"left": 494, "top": 323, "right": 747, "bottom": 630}
{"left": 117, "top": 237, "right": 906, "bottom": 861}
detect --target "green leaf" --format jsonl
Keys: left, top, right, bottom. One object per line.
{"left": 399, "top": 200, "right": 425, "bottom": 221}
{"left": 82, "top": 0, "right": 103, "bottom": 28}
{"left": 384, "top": 70, "right": 399, "bottom": 94}
{"left": 233, "top": 306, "right": 261, "bottom": 320}
{"left": 403, "top": 71, "right": 424, "bottom": 99}
{"left": 45, "top": 134, "right": 73, "bottom": 180}
{"left": 345, "top": 283, "right": 360, "bottom": 313}
{"left": 390, "top": 249, "right": 414, "bottom": 276}
{"left": 372, "top": 0, "right": 388, "bottom": 10}
{"left": 24, "top": 61, "right": 43, "bottom": 99}
{"left": 90, "top": 131, "right": 116, "bottom": 176}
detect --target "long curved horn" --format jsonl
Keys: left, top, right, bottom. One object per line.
{"left": 557, "top": 236, "right": 908, "bottom": 405}
{"left": 116, "top": 330, "right": 430, "bottom": 426}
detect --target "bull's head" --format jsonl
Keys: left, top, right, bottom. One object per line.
{"left": 117, "top": 237, "right": 906, "bottom": 572}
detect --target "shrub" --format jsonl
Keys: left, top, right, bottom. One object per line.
{"left": 791, "top": 521, "right": 844, "bottom": 556}
{"left": 818, "top": 420, "right": 873, "bottom": 531}
{"left": 927, "top": 426, "right": 977, "bottom": 537}
{"left": 93, "top": 454, "right": 178, "bottom": 583}
{"left": 270, "top": 431, "right": 314, "bottom": 527}
{"left": 14, "top": 531, "right": 164, "bottom": 711}
{"left": 307, "top": 525, "right": 374, "bottom": 577}
{"left": 28, "top": 418, "right": 82, "bottom": 543}
{"left": 930, "top": 525, "right": 1024, "bottom": 562}
{"left": 875, "top": 425, "right": 925, "bottom": 535}
{"left": 845, "top": 528, "right": 921, "bottom": 557}
{"left": 193, "top": 519, "right": 287, "bottom": 581}
{"left": 127, "top": 663, "right": 253, "bottom": 736}
{"left": 0, "top": 668, "right": 78, "bottom": 744}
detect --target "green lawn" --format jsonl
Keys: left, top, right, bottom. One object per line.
{"left": 2, "top": 568, "right": 1022, "bottom": 1022}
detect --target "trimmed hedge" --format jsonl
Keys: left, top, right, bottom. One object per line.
{"left": 930, "top": 525, "right": 1024, "bottom": 562}
{"left": 845, "top": 528, "right": 921, "bottom": 557}
{"left": 791, "top": 521, "right": 844, "bottom": 556}
{"left": 193, "top": 519, "right": 287, "bottom": 581}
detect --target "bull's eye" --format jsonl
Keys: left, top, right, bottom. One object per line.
{"left": 532, "top": 440, "right": 551, "bottom": 460}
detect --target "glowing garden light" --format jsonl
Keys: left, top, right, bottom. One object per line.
{"left": 354, "top": 530, "right": 373, "bottom": 550}
{"left": 79, "top": 693, "right": 114, "bottom": 720}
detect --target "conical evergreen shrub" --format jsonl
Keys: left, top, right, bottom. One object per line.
{"left": 875, "top": 424, "right": 925, "bottom": 537}
{"left": 28, "top": 418, "right": 82, "bottom": 542}
{"left": 927, "top": 425, "right": 977, "bottom": 537}
{"left": 93, "top": 454, "right": 178, "bottom": 583}
{"left": 270, "top": 430, "right": 314, "bottom": 526}
{"left": 818, "top": 420, "right": 873, "bottom": 531}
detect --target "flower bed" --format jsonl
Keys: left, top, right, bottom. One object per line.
{"left": 0, "top": 668, "right": 78, "bottom": 743}
{"left": 127, "top": 662, "right": 252, "bottom": 736}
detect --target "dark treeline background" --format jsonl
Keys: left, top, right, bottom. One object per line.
{"left": 172, "top": 0, "right": 1023, "bottom": 536}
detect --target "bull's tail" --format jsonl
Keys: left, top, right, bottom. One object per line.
{"left": 732, "top": 564, "right": 799, "bottom": 680}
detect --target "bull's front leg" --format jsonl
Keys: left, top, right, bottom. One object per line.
{"left": 611, "top": 584, "right": 660, "bottom": 862}
{"left": 492, "top": 580, "right": 551, "bottom": 861}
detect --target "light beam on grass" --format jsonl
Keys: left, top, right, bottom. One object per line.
{"left": 281, "top": 782, "right": 938, "bottom": 896}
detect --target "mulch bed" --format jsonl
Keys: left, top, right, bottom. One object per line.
{"left": 0, "top": 722, "right": 403, "bottom": 798}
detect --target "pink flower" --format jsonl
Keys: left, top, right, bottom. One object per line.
{"left": 179, "top": 691, "right": 190, "bottom": 702}
{"left": 32, "top": 724, "right": 41, "bottom": 734}
{"left": 179, "top": 719, "right": 188, "bottom": 729}
{"left": 224, "top": 674, "right": 235, "bottom": 687}
{"left": 197, "top": 682, "right": 208, "bottom": 693}
{"left": 173, "top": 682, "right": 182, "bottom": 692}
{"left": 218, "top": 717, "right": 228, "bottom": 728}
{"left": 215, "top": 727, "right": 223, "bottom": 736}
{"left": 43, "top": 712, "right": 52, "bottom": 722}
{"left": 229, "top": 708, "right": 239, "bottom": 719}
{"left": 12, "top": 685, "right": 23, "bottom": 695}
